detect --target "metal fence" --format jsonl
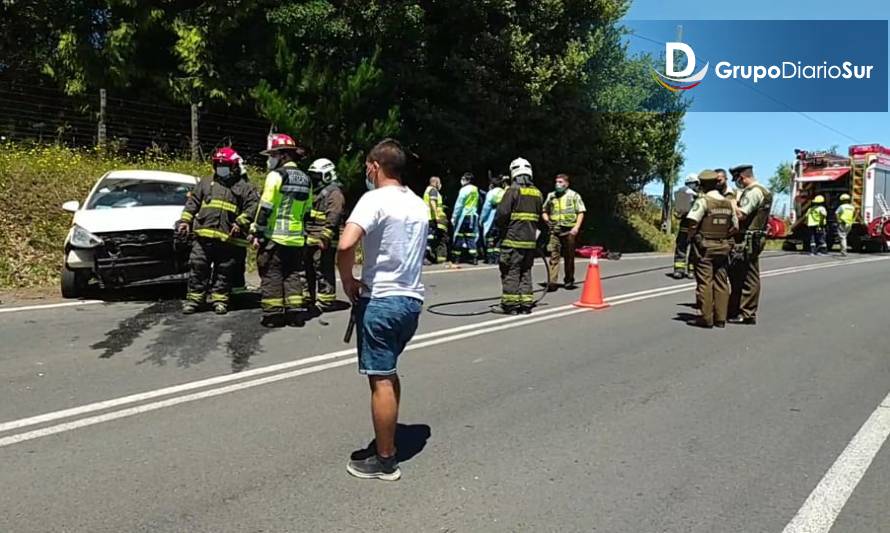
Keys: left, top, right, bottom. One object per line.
{"left": 0, "top": 83, "right": 271, "bottom": 162}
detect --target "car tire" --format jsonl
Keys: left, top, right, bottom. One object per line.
{"left": 61, "top": 267, "right": 89, "bottom": 299}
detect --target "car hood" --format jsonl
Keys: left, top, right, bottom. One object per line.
{"left": 73, "top": 206, "right": 184, "bottom": 234}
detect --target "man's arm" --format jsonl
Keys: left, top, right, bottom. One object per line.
{"left": 177, "top": 180, "right": 204, "bottom": 232}
{"left": 495, "top": 187, "right": 516, "bottom": 230}
{"left": 322, "top": 189, "right": 346, "bottom": 247}
{"left": 337, "top": 223, "right": 366, "bottom": 302}
{"left": 234, "top": 182, "right": 260, "bottom": 236}
{"left": 571, "top": 194, "right": 586, "bottom": 236}
{"left": 251, "top": 171, "right": 283, "bottom": 240}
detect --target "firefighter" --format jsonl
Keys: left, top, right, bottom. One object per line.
{"left": 305, "top": 158, "right": 346, "bottom": 312}
{"left": 177, "top": 147, "right": 259, "bottom": 315}
{"left": 543, "top": 173, "right": 587, "bottom": 290}
{"left": 727, "top": 164, "right": 773, "bottom": 325}
{"left": 672, "top": 174, "right": 700, "bottom": 279}
{"left": 836, "top": 193, "right": 855, "bottom": 256}
{"left": 231, "top": 157, "right": 252, "bottom": 296}
{"left": 806, "top": 195, "right": 829, "bottom": 256}
{"left": 480, "top": 174, "right": 508, "bottom": 264}
{"left": 495, "top": 158, "right": 543, "bottom": 315}
{"left": 451, "top": 173, "right": 480, "bottom": 265}
{"left": 685, "top": 170, "right": 738, "bottom": 329}
{"left": 250, "top": 133, "right": 313, "bottom": 328}
{"left": 423, "top": 177, "right": 449, "bottom": 264}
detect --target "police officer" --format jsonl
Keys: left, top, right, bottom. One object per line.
{"left": 806, "top": 195, "right": 829, "bottom": 256}
{"left": 685, "top": 170, "right": 738, "bottom": 329}
{"left": 480, "top": 174, "right": 508, "bottom": 264}
{"left": 305, "top": 158, "right": 346, "bottom": 312}
{"left": 495, "top": 158, "right": 543, "bottom": 315}
{"left": 251, "top": 133, "right": 313, "bottom": 328}
{"left": 727, "top": 164, "right": 773, "bottom": 325}
{"left": 543, "top": 174, "right": 586, "bottom": 290}
{"left": 836, "top": 193, "right": 855, "bottom": 256}
{"left": 672, "top": 174, "right": 700, "bottom": 279}
{"left": 423, "top": 177, "right": 449, "bottom": 264}
{"left": 177, "top": 147, "right": 259, "bottom": 315}
{"left": 452, "top": 173, "right": 481, "bottom": 265}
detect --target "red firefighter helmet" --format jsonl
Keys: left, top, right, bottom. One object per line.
{"left": 261, "top": 133, "right": 306, "bottom": 156}
{"left": 212, "top": 147, "right": 241, "bottom": 167}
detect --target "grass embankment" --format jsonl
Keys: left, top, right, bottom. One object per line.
{"left": 0, "top": 142, "right": 673, "bottom": 291}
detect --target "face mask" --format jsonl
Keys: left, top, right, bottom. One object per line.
{"left": 365, "top": 177, "right": 376, "bottom": 191}
{"left": 267, "top": 156, "right": 280, "bottom": 170}
{"left": 216, "top": 166, "right": 231, "bottom": 179}
{"left": 555, "top": 185, "right": 567, "bottom": 194}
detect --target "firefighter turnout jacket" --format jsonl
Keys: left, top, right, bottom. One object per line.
{"left": 495, "top": 183, "right": 544, "bottom": 249}
{"left": 306, "top": 182, "right": 346, "bottom": 247}
{"left": 253, "top": 162, "right": 313, "bottom": 247}
{"left": 179, "top": 174, "right": 259, "bottom": 247}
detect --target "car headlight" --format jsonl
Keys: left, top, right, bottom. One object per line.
{"left": 70, "top": 225, "right": 103, "bottom": 248}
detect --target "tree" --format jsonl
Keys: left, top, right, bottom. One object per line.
{"left": 769, "top": 162, "right": 794, "bottom": 194}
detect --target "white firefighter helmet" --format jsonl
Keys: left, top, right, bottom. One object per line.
{"left": 510, "top": 157, "right": 533, "bottom": 180}
{"left": 308, "top": 158, "right": 338, "bottom": 184}
{"left": 684, "top": 173, "right": 700, "bottom": 187}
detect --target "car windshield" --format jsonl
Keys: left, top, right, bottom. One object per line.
{"left": 86, "top": 178, "right": 193, "bottom": 210}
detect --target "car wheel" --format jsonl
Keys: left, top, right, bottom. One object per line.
{"left": 61, "top": 267, "right": 89, "bottom": 299}
{"left": 781, "top": 240, "right": 797, "bottom": 252}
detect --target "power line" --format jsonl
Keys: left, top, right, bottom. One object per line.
{"left": 627, "top": 31, "right": 863, "bottom": 144}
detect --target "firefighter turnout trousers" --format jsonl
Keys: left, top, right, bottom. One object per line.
{"left": 673, "top": 218, "right": 692, "bottom": 274}
{"left": 500, "top": 248, "right": 535, "bottom": 310}
{"left": 547, "top": 228, "right": 577, "bottom": 286}
{"left": 428, "top": 225, "right": 449, "bottom": 264}
{"left": 257, "top": 243, "right": 306, "bottom": 315}
{"left": 305, "top": 244, "right": 337, "bottom": 309}
{"left": 187, "top": 238, "right": 238, "bottom": 305}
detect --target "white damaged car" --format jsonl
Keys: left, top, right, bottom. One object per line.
{"left": 61, "top": 170, "right": 197, "bottom": 298}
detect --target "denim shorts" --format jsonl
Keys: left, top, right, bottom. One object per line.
{"left": 355, "top": 296, "right": 422, "bottom": 376}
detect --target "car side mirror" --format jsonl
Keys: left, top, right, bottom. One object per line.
{"left": 62, "top": 200, "right": 80, "bottom": 213}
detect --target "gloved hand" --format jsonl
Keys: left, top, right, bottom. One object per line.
{"left": 176, "top": 221, "right": 190, "bottom": 235}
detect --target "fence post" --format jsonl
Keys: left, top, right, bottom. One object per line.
{"left": 190, "top": 103, "right": 199, "bottom": 162}
{"left": 97, "top": 88, "right": 107, "bottom": 148}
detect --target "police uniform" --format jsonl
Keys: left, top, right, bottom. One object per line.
{"left": 305, "top": 180, "right": 346, "bottom": 310}
{"left": 495, "top": 181, "right": 543, "bottom": 313}
{"left": 179, "top": 172, "right": 258, "bottom": 308}
{"left": 686, "top": 170, "right": 738, "bottom": 328}
{"left": 544, "top": 188, "right": 586, "bottom": 288}
{"left": 728, "top": 165, "right": 773, "bottom": 324}
{"left": 253, "top": 161, "right": 313, "bottom": 320}
{"left": 423, "top": 185, "right": 449, "bottom": 264}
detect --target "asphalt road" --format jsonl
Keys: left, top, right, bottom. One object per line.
{"left": 1, "top": 252, "right": 888, "bottom": 532}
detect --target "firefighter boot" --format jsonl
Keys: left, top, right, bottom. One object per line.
{"left": 182, "top": 301, "right": 200, "bottom": 315}
{"left": 213, "top": 302, "right": 229, "bottom": 315}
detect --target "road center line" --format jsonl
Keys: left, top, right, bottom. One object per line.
{"left": 782, "top": 392, "right": 890, "bottom": 533}
{"left": 0, "top": 256, "right": 885, "bottom": 446}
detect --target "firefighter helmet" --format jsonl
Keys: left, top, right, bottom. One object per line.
{"left": 509, "top": 158, "right": 533, "bottom": 180}
{"left": 840, "top": 193, "right": 851, "bottom": 202}
{"left": 212, "top": 147, "right": 241, "bottom": 167}
{"left": 684, "top": 174, "right": 700, "bottom": 187}
{"left": 261, "top": 133, "right": 306, "bottom": 156}
{"left": 308, "top": 158, "right": 338, "bottom": 184}
{"left": 814, "top": 195, "right": 826, "bottom": 204}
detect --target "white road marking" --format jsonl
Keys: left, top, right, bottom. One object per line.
{"left": 0, "top": 255, "right": 885, "bottom": 448}
{"left": 0, "top": 300, "right": 104, "bottom": 314}
{"left": 782, "top": 392, "right": 890, "bottom": 533}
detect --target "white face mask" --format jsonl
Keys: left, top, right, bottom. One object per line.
{"left": 216, "top": 166, "right": 231, "bottom": 179}
{"left": 267, "top": 156, "right": 281, "bottom": 170}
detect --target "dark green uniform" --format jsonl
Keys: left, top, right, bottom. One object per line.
{"left": 728, "top": 182, "right": 772, "bottom": 321}
{"left": 687, "top": 192, "right": 736, "bottom": 327}
{"left": 495, "top": 182, "right": 543, "bottom": 313}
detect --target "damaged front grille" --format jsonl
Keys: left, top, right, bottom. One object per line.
{"left": 94, "top": 230, "right": 190, "bottom": 286}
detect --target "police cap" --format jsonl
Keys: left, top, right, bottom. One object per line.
{"left": 697, "top": 169, "right": 719, "bottom": 182}
{"left": 729, "top": 164, "right": 754, "bottom": 177}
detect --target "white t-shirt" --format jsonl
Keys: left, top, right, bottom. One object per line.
{"left": 347, "top": 185, "right": 429, "bottom": 301}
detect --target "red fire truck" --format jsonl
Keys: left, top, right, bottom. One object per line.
{"left": 784, "top": 144, "right": 890, "bottom": 253}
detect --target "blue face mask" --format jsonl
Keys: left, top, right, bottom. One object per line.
{"left": 365, "top": 175, "right": 376, "bottom": 191}
{"left": 555, "top": 185, "right": 567, "bottom": 194}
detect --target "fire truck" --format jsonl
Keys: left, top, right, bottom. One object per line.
{"left": 784, "top": 144, "right": 890, "bottom": 253}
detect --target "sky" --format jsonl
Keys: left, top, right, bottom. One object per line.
{"left": 625, "top": 0, "right": 890, "bottom": 214}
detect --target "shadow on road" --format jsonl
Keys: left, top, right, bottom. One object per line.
{"left": 349, "top": 424, "right": 432, "bottom": 463}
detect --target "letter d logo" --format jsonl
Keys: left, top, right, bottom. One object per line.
{"left": 666, "top": 42, "right": 695, "bottom": 77}
{"left": 652, "top": 42, "right": 709, "bottom": 92}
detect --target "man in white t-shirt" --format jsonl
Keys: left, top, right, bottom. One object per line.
{"left": 337, "top": 139, "right": 428, "bottom": 481}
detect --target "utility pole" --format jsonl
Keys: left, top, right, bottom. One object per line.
{"left": 190, "top": 103, "right": 199, "bottom": 162}
{"left": 97, "top": 88, "right": 107, "bottom": 149}
{"left": 661, "top": 24, "right": 683, "bottom": 235}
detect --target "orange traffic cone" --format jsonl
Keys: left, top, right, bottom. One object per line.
{"left": 574, "top": 253, "right": 610, "bottom": 310}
